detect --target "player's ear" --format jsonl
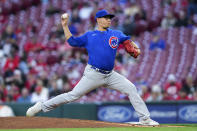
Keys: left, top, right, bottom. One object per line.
{"left": 96, "top": 18, "right": 101, "bottom": 25}
{"left": 96, "top": 18, "right": 99, "bottom": 22}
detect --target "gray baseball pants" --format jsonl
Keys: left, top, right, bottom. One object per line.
{"left": 42, "top": 64, "right": 150, "bottom": 119}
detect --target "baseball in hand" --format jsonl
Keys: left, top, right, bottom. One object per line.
{"left": 62, "top": 13, "right": 68, "bottom": 19}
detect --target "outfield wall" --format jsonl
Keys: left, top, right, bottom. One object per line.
{"left": 1, "top": 101, "right": 197, "bottom": 123}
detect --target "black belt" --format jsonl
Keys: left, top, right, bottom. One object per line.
{"left": 90, "top": 66, "right": 112, "bottom": 74}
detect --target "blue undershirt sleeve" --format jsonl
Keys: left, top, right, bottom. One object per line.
{"left": 67, "top": 33, "right": 88, "bottom": 47}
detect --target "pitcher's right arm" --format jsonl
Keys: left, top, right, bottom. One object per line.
{"left": 61, "top": 13, "right": 87, "bottom": 47}
{"left": 61, "top": 14, "right": 72, "bottom": 40}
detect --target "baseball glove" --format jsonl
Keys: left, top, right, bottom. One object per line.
{"left": 122, "top": 40, "right": 140, "bottom": 58}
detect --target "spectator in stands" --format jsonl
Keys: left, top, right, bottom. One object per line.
{"left": 5, "top": 84, "right": 20, "bottom": 102}
{"left": 30, "top": 78, "right": 49, "bottom": 103}
{"left": 19, "top": 56, "right": 29, "bottom": 75}
{"left": 2, "top": 36, "right": 19, "bottom": 60}
{"left": 46, "top": 3, "right": 61, "bottom": 16}
{"left": 193, "top": 26, "right": 197, "bottom": 36}
{"left": 194, "top": 76, "right": 197, "bottom": 88}
{"left": 71, "top": 9, "right": 81, "bottom": 24}
{"left": 161, "top": 0, "right": 177, "bottom": 7}
{"left": 26, "top": 21, "right": 37, "bottom": 34}
{"left": 149, "top": 32, "right": 166, "bottom": 51}
{"left": 193, "top": 76, "right": 197, "bottom": 100}
{"left": 5, "top": 95, "right": 14, "bottom": 103}
{"left": 3, "top": 54, "right": 20, "bottom": 86}
{"left": 187, "top": 0, "right": 197, "bottom": 18}
{"left": 134, "top": 74, "right": 148, "bottom": 93}
{"left": 56, "top": 77, "right": 64, "bottom": 90}
{"left": 0, "top": 94, "right": 3, "bottom": 103}
{"left": 175, "top": 10, "right": 189, "bottom": 27}
{"left": 139, "top": 85, "right": 150, "bottom": 101}
{"left": 17, "top": 88, "right": 31, "bottom": 103}
{"left": 32, "top": 54, "right": 47, "bottom": 73}
{"left": 176, "top": 88, "right": 192, "bottom": 101}
{"left": 124, "top": 2, "right": 141, "bottom": 17}
{"left": 193, "top": 90, "right": 197, "bottom": 100}
{"left": 51, "top": 23, "right": 65, "bottom": 39}
{"left": 71, "top": 51, "right": 83, "bottom": 65}
{"left": 192, "top": 15, "right": 197, "bottom": 35}
{"left": 67, "top": 66, "right": 80, "bottom": 80}
{"left": 114, "top": 60, "right": 128, "bottom": 77}
{"left": 78, "top": 2, "right": 93, "bottom": 20}
{"left": 161, "top": 12, "right": 176, "bottom": 29}
{"left": 15, "top": 24, "right": 25, "bottom": 35}
{"left": 1, "top": 25, "right": 16, "bottom": 41}
{"left": 111, "top": 18, "right": 123, "bottom": 31}
{"left": 62, "top": 82, "right": 72, "bottom": 93}
{"left": 26, "top": 73, "right": 37, "bottom": 92}
{"left": 193, "top": 13, "right": 197, "bottom": 23}
{"left": 3, "top": 68, "right": 14, "bottom": 86}
{"left": 24, "top": 37, "right": 44, "bottom": 53}
{"left": 0, "top": 84, "right": 6, "bottom": 103}
{"left": 182, "top": 75, "right": 196, "bottom": 96}
{"left": 0, "top": 50, "right": 6, "bottom": 69}
{"left": 147, "top": 84, "right": 163, "bottom": 101}
{"left": 49, "top": 80, "right": 62, "bottom": 98}
{"left": 0, "top": 14, "right": 6, "bottom": 24}
{"left": 31, "top": 86, "right": 41, "bottom": 103}
{"left": 30, "top": 85, "right": 49, "bottom": 103}
{"left": 11, "top": 69, "right": 26, "bottom": 92}
{"left": 39, "top": 71, "right": 49, "bottom": 88}
{"left": 2, "top": 38, "right": 13, "bottom": 56}
{"left": 134, "top": 8, "right": 146, "bottom": 22}
{"left": 3, "top": 69, "right": 23, "bottom": 88}
{"left": 163, "top": 74, "right": 182, "bottom": 100}
{"left": 123, "top": 16, "right": 136, "bottom": 36}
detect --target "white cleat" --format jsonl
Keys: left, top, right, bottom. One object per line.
{"left": 26, "top": 102, "right": 42, "bottom": 117}
{"left": 139, "top": 118, "right": 159, "bottom": 126}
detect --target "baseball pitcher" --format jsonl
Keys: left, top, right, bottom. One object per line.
{"left": 26, "top": 9, "right": 159, "bottom": 126}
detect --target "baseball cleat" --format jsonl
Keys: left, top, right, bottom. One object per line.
{"left": 26, "top": 102, "right": 42, "bottom": 117}
{"left": 139, "top": 118, "right": 159, "bottom": 126}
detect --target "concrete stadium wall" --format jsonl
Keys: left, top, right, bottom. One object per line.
{"left": 1, "top": 103, "right": 97, "bottom": 120}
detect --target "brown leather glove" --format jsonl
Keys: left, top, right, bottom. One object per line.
{"left": 122, "top": 40, "right": 140, "bottom": 58}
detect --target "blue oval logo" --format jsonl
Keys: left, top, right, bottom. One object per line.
{"left": 179, "top": 105, "right": 197, "bottom": 122}
{"left": 98, "top": 106, "right": 132, "bottom": 122}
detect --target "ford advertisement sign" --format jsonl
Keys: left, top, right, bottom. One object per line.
{"left": 97, "top": 104, "right": 197, "bottom": 123}
{"left": 178, "top": 105, "right": 197, "bottom": 123}
{"left": 98, "top": 105, "right": 177, "bottom": 123}
{"left": 98, "top": 105, "right": 133, "bottom": 122}
{"left": 147, "top": 105, "right": 177, "bottom": 123}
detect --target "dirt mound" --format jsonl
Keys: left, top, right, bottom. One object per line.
{"left": 0, "top": 117, "right": 142, "bottom": 129}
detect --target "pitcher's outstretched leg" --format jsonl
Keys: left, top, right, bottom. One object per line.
{"left": 26, "top": 70, "right": 103, "bottom": 116}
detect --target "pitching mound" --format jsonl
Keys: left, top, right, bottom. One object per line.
{"left": 0, "top": 117, "right": 184, "bottom": 129}
{"left": 0, "top": 117, "right": 149, "bottom": 129}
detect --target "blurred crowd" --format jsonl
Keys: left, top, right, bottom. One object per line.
{"left": 0, "top": 0, "right": 197, "bottom": 103}
{"left": 134, "top": 73, "right": 197, "bottom": 102}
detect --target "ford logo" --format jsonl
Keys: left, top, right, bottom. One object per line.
{"left": 179, "top": 105, "right": 197, "bottom": 122}
{"left": 98, "top": 106, "right": 132, "bottom": 122}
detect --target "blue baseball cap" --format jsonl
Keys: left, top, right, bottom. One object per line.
{"left": 95, "top": 9, "right": 115, "bottom": 19}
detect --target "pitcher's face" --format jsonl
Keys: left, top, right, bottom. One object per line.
{"left": 97, "top": 16, "right": 112, "bottom": 29}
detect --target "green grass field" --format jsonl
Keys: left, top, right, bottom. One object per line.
{"left": 0, "top": 124, "right": 197, "bottom": 131}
